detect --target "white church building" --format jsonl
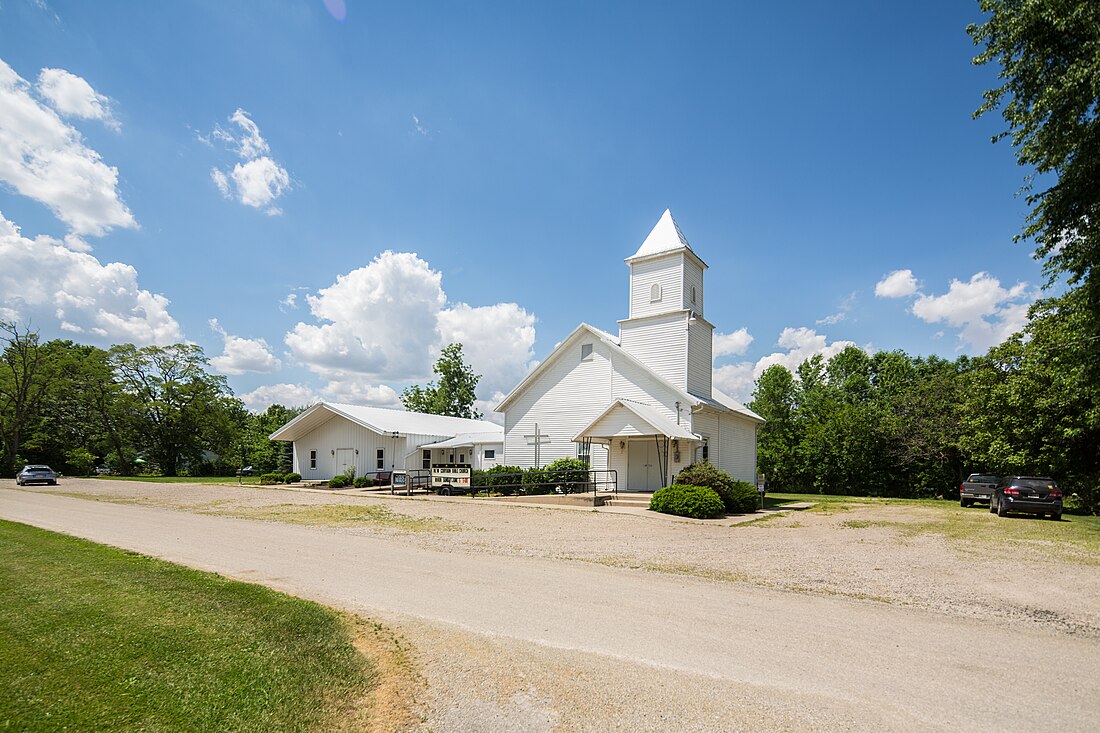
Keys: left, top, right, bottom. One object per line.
{"left": 496, "top": 210, "right": 763, "bottom": 491}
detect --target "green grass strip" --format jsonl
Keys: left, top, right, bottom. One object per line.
{"left": 0, "top": 519, "right": 371, "bottom": 732}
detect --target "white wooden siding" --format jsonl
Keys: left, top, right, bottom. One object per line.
{"left": 504, "top": 337, "right": 614, "bottom": 468}
{"left": 686, "top": 317, "right": 713, "bottom": 399}
{"left": 690, "top": 409, "right": 719, "bottom": 465}
{"left": 608, "top": 351, "right": 683, "bottom": 423}
{"left": 629, "top": 255, "right": 683, "bottom": 319}
{"left": 619, "top": 312, "right": 688, "bottom": 392}
{"left": 682, "top": 259, "right": 705, "bottom": 315}
{"left": 290, "top": 416, "right": 454, "bottom": 480}
{"left": 718, "top": 411, "right": 757, "bottom": 483}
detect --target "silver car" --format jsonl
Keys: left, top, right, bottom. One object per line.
{"left": 16, "top": 464, "right": 58, "bottom": 486}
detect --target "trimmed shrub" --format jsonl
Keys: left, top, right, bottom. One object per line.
{"left": 283, "top": 472, "right": 301, "bottom": 484}
{"left": 353, "top": 476, "right": 374, "bottom": 488}
{"left": 327, "top": 475, "right": 350, "bottom": 489}
{"left": 545, "top": 457, "right": 589, "bottom": 494}
{"left": 259, "top": 473, "right": 284, "bottom": 485}
{"left": 726, "top": 480, "right": 761, "bottom": 514}
{"left": 480, "top": 465, "right": 524, "bottom": 495}
{"left": 522, "top": 467, "right": 554, "bottom": 495}
{"left": 650, "top": 484, "right": 725, "bottom": 519}
{"left": 674, "top": 462, "right": 746, "bottom": 513}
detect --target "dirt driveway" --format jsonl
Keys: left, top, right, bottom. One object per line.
{"left": 3, "top": 479, "right": 1099, "bottom": 731}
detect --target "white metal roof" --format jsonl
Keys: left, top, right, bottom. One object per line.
{"left": 270, "top": 401, "right": 502, "bottom": 441}
{"left": 574, "top": 399, "right": 699, "bottom": 442}
{"left": 420, "top": 431, "right": 505, "bottom": 449}
{"left": 626, "top": 208, "right": 702, "bottom": 263}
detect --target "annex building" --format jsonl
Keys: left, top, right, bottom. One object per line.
{"left": 270, "top": 401, "right": 502, "bottom": 481}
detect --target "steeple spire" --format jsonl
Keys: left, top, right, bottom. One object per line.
{"left": 626, "top": 209, "right": 693, "bottom": 262}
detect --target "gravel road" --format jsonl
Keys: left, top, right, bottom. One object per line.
{"left": 3, "top": 480, "right": 1099, "bottom": 732}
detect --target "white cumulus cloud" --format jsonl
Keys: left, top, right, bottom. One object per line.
{"left": 0, "top": 59, "right": 136, "bottom": 236}
{"left": 0, "top": 213, "right": 180, "bottom": 345}
{"left": 207, "top": 108, "right": 290, "bottom": 215}
{"left": 285, "top": 251, "right": 537, "bottom": 406}
{"left": 229, "top": 157, "right": 289, "bottom": 213}
{"left": 713, "top": 327, "right": 753, "bottom": 358}
{"left": 239, "top": 383, "right": 320, "bottom": 411}
{"left": 911, "top": 272, "right": 1034, "bottom": 352}
{"left": 208, "top": 318, "right": 281, "bottom": 375}
{"left": 875, "top": 269, "right": 919, "bottom": 298}
{"left": 713, "top": 326, "right": 859, "bottom": 404}
{"left": 36, "top": 67, "right": 119, "bottom": 130}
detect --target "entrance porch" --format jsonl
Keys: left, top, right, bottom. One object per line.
{"left": 573, "top": 399, "right": 699, "bottom": 492}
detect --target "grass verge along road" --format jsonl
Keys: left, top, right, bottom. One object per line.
{"left": 0, "top": 519, "right": 414, "bottom": 732}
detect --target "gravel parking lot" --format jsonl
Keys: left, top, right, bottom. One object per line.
{"left": 4, "top": 478, "right": 1099, "bottom": 731}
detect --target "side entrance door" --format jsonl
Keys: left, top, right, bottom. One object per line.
{"left": 335, "top": 448, "right": 354, "bottom": 476}
{"left": 627, "top": 440, "right": 662, "bottom": 492}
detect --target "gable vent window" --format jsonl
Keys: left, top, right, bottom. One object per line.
{"left": 650, "top": 283, "right": 662, "bottom": 302}
{"left": 580, "top": 343, "right": 593, "bottom": 361}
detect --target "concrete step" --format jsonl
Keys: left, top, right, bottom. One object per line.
{"left": 603, "top": 492, "right": 654, "bottom": 508}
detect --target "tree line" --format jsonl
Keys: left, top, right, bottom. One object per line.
{"left": 0, "top": 322, "right": 301, "bottom": 478}
{"left": 749, "top": 288, "right": 1098, "bottom": 513}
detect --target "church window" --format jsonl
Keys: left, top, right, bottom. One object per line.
{"left": 691, "top": 285, "right": 697, "bottom": 304}
{"left": 580, "top": 343, "right": 593, "bottom": 361}
{"left": 650, "top": 283, "right": 662, "bottom": 302}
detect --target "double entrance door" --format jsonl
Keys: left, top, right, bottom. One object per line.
{"left": 626, "top": 439, "right": 664, "bottom": 492}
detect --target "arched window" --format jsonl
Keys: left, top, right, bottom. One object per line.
{"left": 650, "top": 283, "right": 662, "bottom": 302}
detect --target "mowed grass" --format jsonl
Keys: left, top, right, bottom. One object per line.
{"left": 767, "top": 491, "right": 1100, "bottom": 562}
{"left": 0, "top": 519, "right": 373, "bottom": 732}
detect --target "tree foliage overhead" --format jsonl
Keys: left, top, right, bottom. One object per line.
{"left": 969, "top": 0, "right": 1100, "bottom": 311}
{"left": 401, "top": 343, "right": 482, "bottom": 419}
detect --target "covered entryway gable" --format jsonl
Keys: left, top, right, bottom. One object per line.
{"left": 573, "top": 399, "right": 698, "bottom": 492}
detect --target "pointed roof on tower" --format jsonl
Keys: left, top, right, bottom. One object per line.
{"left": 625, "top": 209, "right": 707, "bottom": 267}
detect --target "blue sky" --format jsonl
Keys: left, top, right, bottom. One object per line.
{"left": 0, "top": 1, "right": 1046, "bottom": 415}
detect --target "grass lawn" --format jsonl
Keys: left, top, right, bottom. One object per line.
{"left": 0, "top": 519, "right": 387, "bottom": 732}
{"left": 764, "top": 491, "right": 1100, "bottom": 561}
{"left": 94, "top": 475, "right": 262, "bottom": 485}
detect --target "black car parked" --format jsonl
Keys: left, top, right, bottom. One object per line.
{"left": 991, "top": 476, "right": 1062, "bottom": 520}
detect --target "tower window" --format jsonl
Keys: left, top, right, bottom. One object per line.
{"left": 650, "top": 283, "right": 662, "bottom": 302}
{"left": 691, "top": 285, "right": 697, "bottom": 304}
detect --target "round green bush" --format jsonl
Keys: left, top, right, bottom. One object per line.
{"left": 327, "top": 475, "right": 349, "bottom": 489}
{"left": 352, "top": 476, "right": 373, "bottom": 488}
{"left": 673, "top": 462, "right": 739, "bottom": 511}
{"left": 726, "top": 480, "right": 760, "bottom": 514}
{"left": 283, "top": 472, "right": 301, "bottom": 483}
{"left": 259, "top": 473, "right": 283, "bottom": 485}
{"left": 649, "top": 484, "right": 725, "bottom": 519}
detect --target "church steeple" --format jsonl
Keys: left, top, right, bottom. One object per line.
{"left": 619, "top": 209, "right": 713, "bottom": 399}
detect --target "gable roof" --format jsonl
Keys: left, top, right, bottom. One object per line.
{"left": 494, "top": 323, "right": 699, "bottom": 413}
{"left": 574, "top": 399, "right": 699, "bottom": 442}
{"left": 626, "top": 209, "right": 707, "bottom": 268}
{"left": 270, "top": 401, "right": 502, "bottom": 442}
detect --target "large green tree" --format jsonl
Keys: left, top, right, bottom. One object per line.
{"left": 401, "top": 343, "right": 482, "bottom": 419}
{"left": 0, "top": 323, "right": 51, "bottom": 476}
{"left": 970, "top": 0, "right": 1100, "bottom": 317}
{"left": 109, "top": 344, "right": 234, "bottom": 476}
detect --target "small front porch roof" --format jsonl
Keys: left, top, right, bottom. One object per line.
{"left": 419, "top": 431, "right": 505, "bottom": 450}
{"left": 573, "top": 399, "right": 699, "bottom": 443}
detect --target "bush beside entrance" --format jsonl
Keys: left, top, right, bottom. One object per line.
{"left": 649, "top": 484, "right": 725, "bottom": 519}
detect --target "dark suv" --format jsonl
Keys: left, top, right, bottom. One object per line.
{"left": 991, "top": 476, "right": 1062, "bottom": 520}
